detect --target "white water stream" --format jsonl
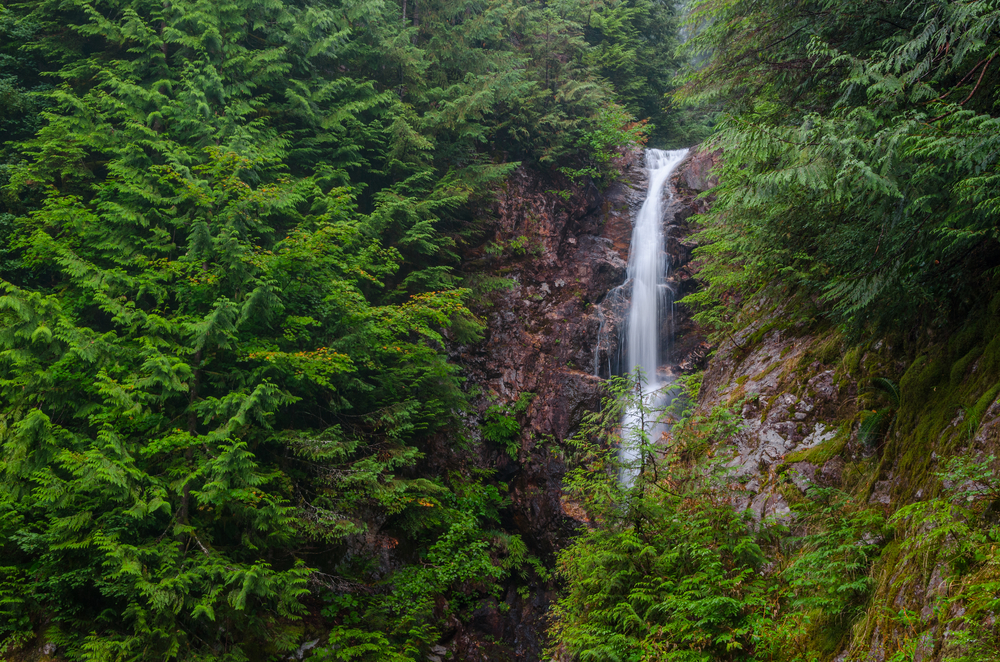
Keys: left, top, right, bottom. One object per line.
{"left": 620, "top": 148, "right": 688, "bottom": 478}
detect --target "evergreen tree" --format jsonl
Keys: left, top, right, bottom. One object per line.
{"left": 0, "top": 0, "right": 660, "bottom": 657}
{"left": 677, "top": 0, "right": 1000, "bottom": 333}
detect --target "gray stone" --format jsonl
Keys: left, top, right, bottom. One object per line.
{"left": 788, "top": 462, "right": 817, "bottom": 493}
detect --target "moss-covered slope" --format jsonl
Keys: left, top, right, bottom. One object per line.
{"left": 695, "top": 289, "right": 1000, "bottom": 661}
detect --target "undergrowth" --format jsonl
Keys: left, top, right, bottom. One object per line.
{"left": 552, "top": 284, "right": 1000, "bottom": 660}
{"left": 548, "top": 373, "right": 891, "bottom": 661}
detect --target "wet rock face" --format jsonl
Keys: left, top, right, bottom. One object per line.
{"left": 694, "top": 302, "right": 861, "bottom": 521}
{"left": 456, "top": 152, "right": 646, "bottom": 551}
{"left": 664, "top": 147, "right": 717, "bottom": 375}
{"left": 427, "top": 147, "right": 716, "bottom": 660}
{"left": 591, "top": 147, "right": 716, "bottom": 380}
{"left": 428, "top": 151, "right": 646, "bottom": 661}
{"left": 680, "top": 147, "right": 721, "bottom": 197}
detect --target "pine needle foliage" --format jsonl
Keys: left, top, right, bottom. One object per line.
{"left": 677, "top": 0, "right": 1000, "bottom": 334}
{"left": 0, "top": 0, "right": 672, "bottom": 657}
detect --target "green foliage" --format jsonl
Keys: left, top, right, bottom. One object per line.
{"left": 549, "top": 373, "right": 901, "bottom": 662}
{"left": 582, "top": 0, "right": 711, "bottom": 146}
{"left": 858, "top": 377, "right": 901, "bottom": 448}
{"left": 0, "top": 0, "right": 699, "bottom": 654}
{"left": 484, "top": 235, "right": 533, "bottom": 258}
{"left": 677, "top": 0, "right": 1000, "bottom": 334}
{"left": 552, "top": 499, "right": 776, "bottom": 661}
{"left": 552, "top": 373, "right": 780, "bottom": 660}
{"left": 0, "top": 0, "right": 679, "bottom": 656}
{"left": 483, "top": 392, "right": 535, "bottom": 459}
{"left": 560, "top": 103, "right": 648, "bottom": 186}
{"left": 315, "top": 629, "right": 412, "bottom": 662}
{"left": 885, "top": 455, "right": 1000, "bottom": 661}
{"left": 784, "top": 489, "right": 886, "bottom": 622}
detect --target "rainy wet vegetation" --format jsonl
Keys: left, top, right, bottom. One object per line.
{"left": 2, "top": 0, "right": 1000, "bottom": 660}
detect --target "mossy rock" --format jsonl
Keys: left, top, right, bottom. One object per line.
{"left": 798, "top": 608, "right": 855, "bottom": 659}
{"left": 878, "top": 302, "right": 1000, "bottom": 505}
{"left": 753, "top": 360, "right": 781, "bottom": 382}
{"left": 842, "top": 345, "right": 863, "bottom": 378}
{"left": 782, "top": 423, "right": 851, "bottom": 467}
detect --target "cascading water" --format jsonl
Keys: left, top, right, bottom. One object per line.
{"left": 619, "top": 148, "right": 689, "bottom": 480}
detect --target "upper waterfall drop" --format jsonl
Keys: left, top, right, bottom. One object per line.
{"left": 619, "top": 147, "right": 688, "bottom": 477}
{"left": 625, "top": 148, "right": 689, "bottom": 388}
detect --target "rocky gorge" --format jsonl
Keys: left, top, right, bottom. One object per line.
{"left": 422, "top": 147, "right": 717, "bottom": 659}
{"left": 441, "top": 142, "right": 1000, "bottom": 661}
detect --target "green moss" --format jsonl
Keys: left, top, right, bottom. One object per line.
{"left": 778, "top": 481, "right": 810, "bottom": 510}
{"left": 735, "top": 375, "right": 748, "bottom": 386}
{"left": 817, "top": 335, "right": 843, "bottom": 365}
{"left": 897, "top": 353, "right": 940, "bottom": 410}
{"left": 882, "top": 308, "right": 1000, "bottom": 506}
{"left": 989, "top": 289, "right": 1000, "bottom": 316}
{"left": 978, "top": 331, "right": 1000, "bottom": 376}
{"left": 843, "top": 345, "right": 863, "bottom": 377}
{"left": 727, "top": 382, "right": 747, "bottom": 405}
{"left": 793, "top": 328, "right": 842, "bottom": 372}
{"left": 856, "top": 539, "right": 904, "bottom": 646}
{"left": 950, "top": 346, "right": 982, "bottom": 386}
{"left": 799, "top": 609, "right": 853, "bottom": 658}
{"left": 963, "top": 381, "right": 1000, "bottom": 442}
{"left": 753, "top": 361, "right": 780, "bottom": 382}
{"left": 885, "top": 353, "right": 957, "bottom": 504}
{"left": 760, "top": 393, "right": 780, "bottom": 422}
{"left": 746, "top": 312, "right": 808, "bottom": 345}
{"left": 840, "top": 458, "right": 876, "bottom": 494}
{"left": 696, "top": 285, "right": 1000, "bottom": 661}
{"left": 747, "top": 319, "right": 784, "bottom": 346}
{"left": 947, "top": 316, "right": 985, "bottom": 359}
{"left": 782, "top": 423, "right": 850, "bottom": 466}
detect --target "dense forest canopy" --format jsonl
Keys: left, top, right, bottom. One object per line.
{"left": 4, "top": 0, "right": 1000, "bottom": 659}
{"left": 0, "top": 0, "right": 692, "bottom": 658}
{"left": 678, "top": 0, "right": 1000, "bottom": 334}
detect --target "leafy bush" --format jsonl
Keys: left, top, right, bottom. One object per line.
{"left": 550, "top": 373, "right": 893, "bottom": 662}
{"left": 483, "top": 392, "right": 535, "bottom": 459}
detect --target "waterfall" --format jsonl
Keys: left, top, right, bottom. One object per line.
{"left": 620, "top": 148, "right": 688, "bottom": 479}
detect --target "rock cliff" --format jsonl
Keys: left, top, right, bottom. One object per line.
{"left": 428, "top": 147, "right": 715, "bottom": 660}
{"left": 429, "top": 153, "right": 644, "bottom": 660}
{"left": 693, "top": 268, "right": 1000, "bottom": 661}
{"left": 447, "top": 140, "right": 1000, "bottom": 662}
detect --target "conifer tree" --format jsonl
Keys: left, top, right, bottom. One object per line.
{"left": 678, "top": 0, "right": 1000, "bottom": 332}
{"left": 0, "top": 0, "right": 663, "bottom": 657}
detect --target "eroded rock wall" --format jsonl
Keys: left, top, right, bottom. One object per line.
{"left": 424, "top": 152, "right": 643, "bottom": 660}
{"left": 694, "top": 293, "right": 1000, "bottom": 661}
{"left": 428, "top": 147, "right": 715, "bottom": 660}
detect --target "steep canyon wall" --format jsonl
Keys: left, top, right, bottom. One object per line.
{"left": 430, "top": 148, "right": 716, "bottom": 660}
{"left": 463, "top": 144, "right": 1000, "bottom": 662}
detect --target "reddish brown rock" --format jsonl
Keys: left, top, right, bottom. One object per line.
{"left": 422, "top": 147, "right": 713, "bottom": 661}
